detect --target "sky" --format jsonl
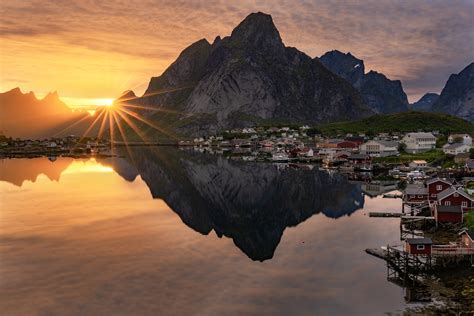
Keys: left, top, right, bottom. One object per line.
{"left": 1, "top": 0, "right": 473, "bottom": 105}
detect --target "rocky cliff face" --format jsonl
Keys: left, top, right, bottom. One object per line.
{"left": 132, "top": 12, "right": 373, "bottom": 136}
{"left": 101, "top": 147, "right": 364, "bottom": 261}
{"left": 319, "top": 50, "right": 409, "bottom": 114}
{"left": 410, "top": 93, "right": 439, "bottom": 111}
{"left": 432, "top": 63, "right": 474, "bottom": 122}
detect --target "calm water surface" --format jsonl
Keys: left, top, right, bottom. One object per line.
{"left": 1, "top": 148, "right": 410, "bottom": 315}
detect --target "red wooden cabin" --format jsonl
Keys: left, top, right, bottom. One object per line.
{"left": 405, "top": 238, "right": 433, "bottom": 255}
{"left": 426, "top": 178, "right": 453, "bottom": 201}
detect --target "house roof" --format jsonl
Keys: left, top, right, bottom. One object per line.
{"left": 437, "top": 187, "right": 474, "bottom": 201}
{"left": 405, "top": 184, "right": 428, "bottom": 195}
{"left": 405, "top": 132, "right": 435, "bottom": 139}
{"left": 377, "top": 140, "right": 399, "bottom": 147}
{"left": 466, "top": 160, "right": 474, "bottom": 168}
{"left": 411, "top": 160, "right": 427, "bottom": 164}
{"left": 436, "top": 205, "right": 463, "bottom": 213}
{"left": 426, "top": 177, "right": 453, "bottom": 186}
{"left": 406, "top": 238, "right": 433, "bottom": 245}
{"left": 444, "top": 143, "right": 470, "bottom": 150}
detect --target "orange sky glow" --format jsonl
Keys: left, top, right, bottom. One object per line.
{"left": 1, "top": 0, "right": 473, "bottom": 105}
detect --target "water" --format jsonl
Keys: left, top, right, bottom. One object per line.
{"left": 1, "top": 148, "right": 410, "bottom": 315}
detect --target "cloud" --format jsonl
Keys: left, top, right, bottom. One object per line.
{"left": 1, "top": 0, "right": 473, "bottom": 102}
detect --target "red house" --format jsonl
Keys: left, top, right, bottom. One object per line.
{"left": 436, "top": 187, "right": 474, "bottom": 209}
{"left": 459, "top": 229, "right": 474, "bottom": 248}
{"left": 336, "top": 141, "right": 358, "bottom": 149}
{"left": 405, "top": 238, "right": 433, "bottom": 255}
{"left": 434, "top": 205, "right": 463, "bottom": 223}
{"left": 426, "top": 178, "right": 453, "bottom": 201}
{"left": 404, "top": 183, "right": 428, "bottom": 203}
{"left": 347, "top": 154, "right": 371, "bottom": 165}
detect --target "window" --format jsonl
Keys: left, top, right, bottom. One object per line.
{"left": 444, "top": 201, "right": 451, "bottom": 206}
{"left": 431, "top": 194, "right": 436, "bottom": 197}
{"left": 436, "top": 185, "right": 442, "bottom": 191}
{"left": 416, "top": 245, "right": 425, "bottom": 250}
{"left": 462, "top": 201, "right": 468, "bottom": 207}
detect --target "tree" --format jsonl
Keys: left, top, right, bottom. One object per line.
{"left": 469, "top": 148, "right": 474, "bottom": 159}
{"left": 398, "top": 142, "right": 407, "bottom": 153}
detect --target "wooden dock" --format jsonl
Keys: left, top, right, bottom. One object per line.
{"left": 369, "top": 212, "right": 402, "bottom": 218}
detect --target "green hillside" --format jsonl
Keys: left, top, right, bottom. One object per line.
{"left": 319, "top": 111, "right": 474, "bottom": 135}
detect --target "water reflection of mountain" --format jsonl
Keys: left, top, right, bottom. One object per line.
{"left": 0, "top": 157, "right": 73, "bottom": 186}
{"left": 101, "top": 147, "right": 365, "bottom": 261}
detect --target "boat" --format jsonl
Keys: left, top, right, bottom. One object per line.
{"left": 271, "top": 152, "right": 289, "bottom": 162}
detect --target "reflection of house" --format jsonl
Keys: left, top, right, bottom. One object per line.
{"left": 402, "top": 132, "right": 436, "bottom": 154}
{"left": 405, "top": 238, "right": 432, "bottom": 255}
{"left": 448, "top": 133, "right": 472, "bottom": 146}
{"left": 443, "top": 143, "right": 471, "bottom": 155}
{"left": 359, "top": 140, "right": 398, "bottom": 157}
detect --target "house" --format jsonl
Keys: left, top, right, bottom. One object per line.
{"left": 297, "top": 147, "right": 314, "bottom": 157}
{"left": 436, "top": 187, "right": 474, "bottom": 209}
{"left": 405, "top": 238, "right": 433, "bottom": 255}
{"left": 433, "top": 205, "right": 463, "bottom": 223}
{"left": 426, "top": 177, "right": 453, "bottom": 201}
{"left": 443, "top": 143, "right": 471, "bottom": 155}
{"left": 448, "top": 133, "right": 472, "bottom": 146}
{"left": 336, "top": 141, "right": 358, "bottom": 149}
{"left": 347, "top": 154, "right": 372, "bottom": 165}
{"left": 454, "top": 152, "right": 470, "bottom": 164}
{"left": 459, "top": 229, "right": 474, "bottom": 248}
{"left": 402, "top": 132, "right": 436, "bottom": 154}
{"left": 359, "top": 140, "right": 399, "bottom": 157}
{"left": 466, "top": 160, "right": 474, "bottom": 172}
{"left": 404, "top": 183, "right": 428, "bottom": 203}
{"left": 409, "top": 160, "right": 428, "bottom": 169}
{"left": 345, "top": 136, "right": 365, "bottom": 146}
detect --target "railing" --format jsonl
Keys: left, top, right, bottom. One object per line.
{"left": 431, "top": 245, "right": 474, "bottom": 255}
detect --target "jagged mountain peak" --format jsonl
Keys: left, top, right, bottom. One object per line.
{"left": 229, "top": 12, "right": 283, "bottom": 50}
{"left": 432, "top": 62, "right": 474, "bottom": 122}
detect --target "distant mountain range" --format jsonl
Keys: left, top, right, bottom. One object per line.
{"left": 0, "top": 88, "right": 91, "bottom": 138}
{"left": 319, "top": 50, "right": 409, "bottom": 114}
{"left": 411, "top": 93, "right": 439, "bottom": 112}
{"left": 2, "top": 12, "right": 473, "bottom": 139}
{"left": 431, "top": 63, "right": 474, "bottom": 122}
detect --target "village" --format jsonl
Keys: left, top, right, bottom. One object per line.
{"left": 0, "top": 135, "right": 110, "bottom": 159}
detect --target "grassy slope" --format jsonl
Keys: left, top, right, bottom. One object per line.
{"left": 319, "top": 111, "right": 474, "bottom": 135}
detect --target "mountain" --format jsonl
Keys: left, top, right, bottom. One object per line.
{"left": 320, "top": 111, "right": 474, "bottom": 135}
{"left": 410, "top": 93, "right": 439, "bottom": 111}
{"left": 319, "top": 50, "right": 409, "bottom": 114}
{"left": 0, "top": 88, "right": 90, "bottom": 138}
{"left": 431, "top": 63, "right": 474, "bottom": 122}
{"left": 99, "top": 147, "right": 364, "bottom": 261}
{"left": 132, "top": 12, "right": 373, "bottom": 136}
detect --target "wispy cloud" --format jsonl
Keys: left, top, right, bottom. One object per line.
{"left": 1, "top": 0, "right": 473, "bottom": 102}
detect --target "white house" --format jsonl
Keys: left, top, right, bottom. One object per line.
{"left": 443, "top": 143, "right": 471, "bottom": 155}
{"left": 402, "top": 132, "right": 436, "bottom": 153}
{"left": 448, "top": 134, "right": 472, "bottom": 146}
{"left": 359, "top": 140, "right": 399, "bottom": 157}
{"left": 409, "top": 160, "right": 428, "bottom": 169}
